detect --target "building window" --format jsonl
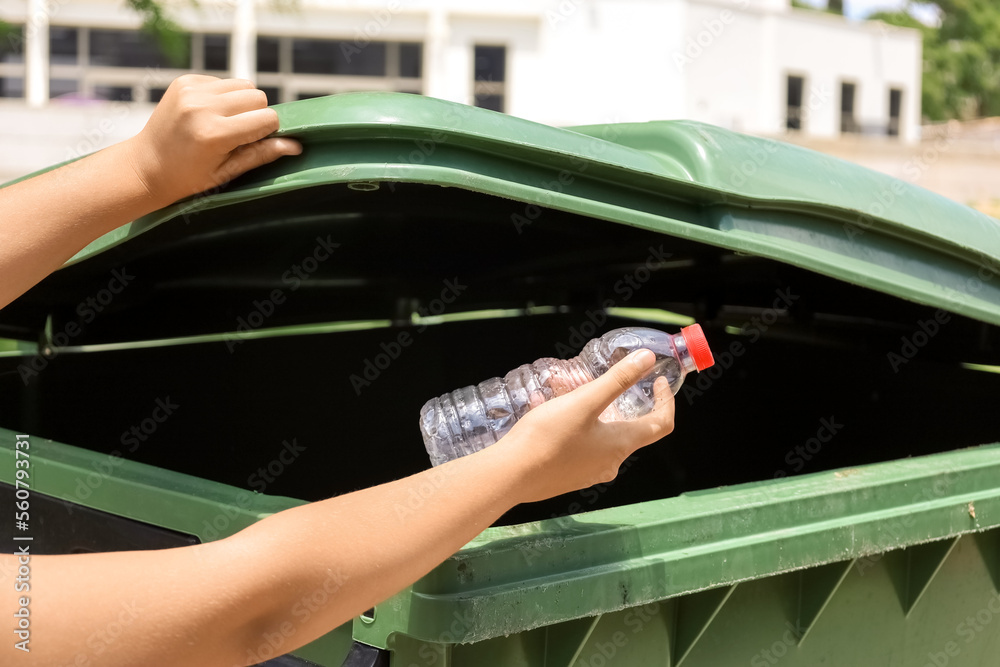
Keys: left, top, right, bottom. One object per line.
{"left": 203, "top": 34, "right": 229, "bottom": 72}
{"left": 840, "top": 82, "right": 859, "bottom": 133}
{"left": 888, "top": 88, "right": 902, "bottom": 137}
{"left": 49, "top": 78, "right": 78, "bottom": 99}
{"left": 0, "top": 77, "right": 24, "bottom": 98}
{"left": 6, "top": 25, "right": 424, "bottom": 106}
{"left": 399, "top": 42, "right": 422, "bottom": 78}
{"left": 257, "top": 36, "right": 281, "bottom": 73}
{"left": 255, "top": 38, "right": 424, "bottom": 104}
{"left": 42, "top": 28, "right": 250, "bottom": 103}
{"left": 49, "top": 26, "right": 78, "bottom": 65}
{"left": 473, "top": 45, "right": 506, "bottom": 112}
{"left": 0, "top": 25, "right": 25, "bottom": 64}
{"left": 292, "top": 39, "right": 387, "bottom": 76}
{"left": 258, "top": 86, "right": 280, "bottom": 106}
{"left": 94, "top": 85, "right": 134, "bottom": 102}
{"left": 89, "top": 29, "right": 190, "bottom": 69}
{"left": 786, "top": 75, "right": 804, "bottom": 130}
{"left": 0, "top": 24, "right": 25, "bottom": 98}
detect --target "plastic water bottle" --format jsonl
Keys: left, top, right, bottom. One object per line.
{"left": 419, "top": 325, "right": 714, "bottom": 466}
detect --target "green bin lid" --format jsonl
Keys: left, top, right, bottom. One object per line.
{"left": 2, "top": 92, "right": 999, "bottom": 340}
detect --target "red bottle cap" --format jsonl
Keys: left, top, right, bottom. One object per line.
{"left": 680, "top": 324, "right": 714, "bottom": 371}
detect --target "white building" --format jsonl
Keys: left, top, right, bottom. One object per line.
{"left": 0, "top": 0, "right": 922, "bottom": 182}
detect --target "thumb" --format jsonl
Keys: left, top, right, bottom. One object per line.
{"left": 575, "top": 349, "right": 656, "bottom": 417}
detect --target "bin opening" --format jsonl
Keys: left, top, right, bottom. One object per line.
{"left": 1, "top": 184, "right": 998, "bottom": 526}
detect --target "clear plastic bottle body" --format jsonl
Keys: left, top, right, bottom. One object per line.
{"left": 419, "top": 326, "right": 712, "bottom": 467}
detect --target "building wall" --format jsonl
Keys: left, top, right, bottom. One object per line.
{"left": 0, "top": 0, "right": 925, "bottom": 185}
{"left": 770, "top": 8, "right": 921, "bottom": 142}
{"left": 0, "top": 97, "right": 149, "bottom": 181}
{"left": 682, "top": 1, "right": 772, "bottom": 134}
{"left": 682, "top": 0, "right": 921, "bottom": 142}
{"left": 513, "top": 0, "right": 688, "bottom": 126}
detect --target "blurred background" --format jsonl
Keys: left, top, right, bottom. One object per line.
{"left": 0, "top": 0, "right": 997, "bottom": 216}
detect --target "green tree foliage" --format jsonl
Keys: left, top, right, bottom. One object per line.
{"left": 0, "top": 21, "right": 23, "bottom": 61}
{"left": 871, "top": 1, "right": 1000, "bottom": 121}
{"left": 791, "top": 0, "right": 844, "bottom": 15}
{"left": 124, "top": 0, "right": 190, "bottom": 67}
{"left": 0, "top": 20, "right": 13, "bottom": 47}
{"left": 0, "top": 3, "right": 187, "bottom": 67}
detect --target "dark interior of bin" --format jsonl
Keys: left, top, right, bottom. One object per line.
{"left": 1, "top": 183, "right": 999, "bottom": 526}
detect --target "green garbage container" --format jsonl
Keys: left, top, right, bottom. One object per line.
{"left": 2, "top": 93, "right": 999, "bottom": 666}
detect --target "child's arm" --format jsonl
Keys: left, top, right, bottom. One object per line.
{"left": 0, "top": 74, "right": 301, "bottom": 310}
{"left": 0, "top": 75, "right": 676, "bottom": 666}
{"left": 1, "top": 352, "right": 673, "bottom": 667}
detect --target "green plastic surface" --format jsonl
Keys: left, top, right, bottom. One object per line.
{"left": 26, "top": 92, "right": 1000, "bottom": 330}
{"left": 3, "top": 429, "right": 999, "bottom": 665}
{"left": 4, "top": 94, "right": 1000, "bottom": 665}
{"left": 0, "top": 428, "right": 352, "bottom": 665}
{"left": 352, "top": 443, "right": 1000, "bottom": 650}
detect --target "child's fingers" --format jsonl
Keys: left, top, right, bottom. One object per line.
{"left": 212, "top": 87, "right": 271, "bottom": 118}
{"left": 572, "top": 349, "right": 655, "bottom": 418}
{"left": 222, "top": 107, "right": 283, "bottom": 149}
{"left": 201, "top": 77, "right": 257, "bottom": 94}
{"left": 651, "top": 375, "right": 673, "bottom": 412}
{"left": 621, "top": 375, "right": 675, "bottom": 451}
{"left": 170, "top": 73, "right": 222, "bottom": 91}
{"left": 221, "top": 137, "right": 303, "bottom": 181}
